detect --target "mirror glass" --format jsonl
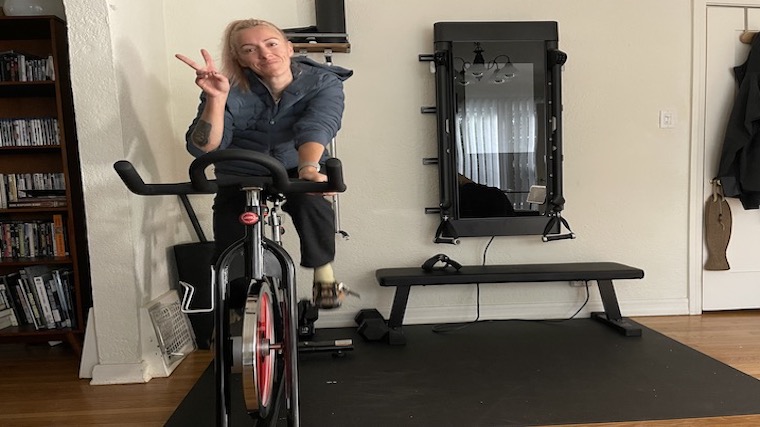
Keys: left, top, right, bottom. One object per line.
{"left": 430, "top": 21, "right": 564, "bottom": 239}
{"left": 452, "top": 40, "right": 548, "bottom": 219}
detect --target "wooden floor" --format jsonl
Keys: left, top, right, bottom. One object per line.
{"left": 0, "top": 311, "right": 759, "bottom": 426}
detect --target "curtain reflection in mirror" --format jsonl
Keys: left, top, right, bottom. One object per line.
{"left": 455, "top": 94, "right": 538, "bottom": 215}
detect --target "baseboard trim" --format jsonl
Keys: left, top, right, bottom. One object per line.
{"left": 90, "top": 360, "right": 151, "bottom": 385}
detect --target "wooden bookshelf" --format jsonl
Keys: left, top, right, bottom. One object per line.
{"left": 0, "top": 16, "right": 91, "bottom": 354}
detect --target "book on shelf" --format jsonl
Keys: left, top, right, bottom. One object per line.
{"left": 0, "top": 174, "right": 6, "bottom": 209}
{"left": 6, "top": 198, "right": 67, "bottom": 208}
{"left": 0, "top": 277, "right": 18, "bottom": 329}
{"left": 17, "top": 270, "right": 44, "bottom": 329}
{"left": 23, "top": 265, "right": 56, "bottom": 329}
{"left": 0, "top": 279, "right": 18, "bottom": 326}
{"left": 52, "top": 214, "right": 68, "bottom": 257}
{"left": 43, "top": 272, "right": 65, "bottom": 327}
{"left": 0, "top": 307, "right": 15, "bottom": 330}
{"left": 60, "top": 269, "right": 76, "bottom": 329}
{"left": 50, "top": 269, "right": 70, "bottom": 327}
{"left": 0, "top": 279, "right": 8, "bottom": 310}
{"left": 5, "top": 174, "right": 17, "bottom": 203}
{"left": 3, "top": 273, "right": 30, "bottom": 326}
{"left": 0, "top": 276, "right": 18, "bottom": 325}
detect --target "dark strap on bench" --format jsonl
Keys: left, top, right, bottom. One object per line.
{"left": 421, "top": 254, "right": 463, "bottom": 272}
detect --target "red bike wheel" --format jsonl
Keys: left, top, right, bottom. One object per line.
{"left": 242, "top": 281, "right": 279, "bottom": 417}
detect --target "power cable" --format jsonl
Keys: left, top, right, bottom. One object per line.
{"left": 432, "top": 236, "right": 591, "bottom": 333}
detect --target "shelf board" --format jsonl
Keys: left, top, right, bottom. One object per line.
{"left": 0, "top": 256, "right": 72, "bottom": 267}
{"left": 292, "top": 43, "right": 351, "bottom": 53}
{"left": 0, "top": 206, "right": 68, "bottom": 214}
{"left": 0, "top": 144, "right": 61, "bottom": 151}
{"left": 0, "top": 81, "right": 56, "bottom": 97}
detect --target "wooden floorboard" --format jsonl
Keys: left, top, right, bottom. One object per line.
{"left": 0, "top": 310, "right": 758, "bottom": 426}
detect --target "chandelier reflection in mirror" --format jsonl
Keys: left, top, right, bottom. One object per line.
{"left": 455, "top": 42, "right": 519, "bottom": 86}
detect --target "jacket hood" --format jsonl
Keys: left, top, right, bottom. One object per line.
{"left": 292, "top": 56, "right": 353, "bottom": 81}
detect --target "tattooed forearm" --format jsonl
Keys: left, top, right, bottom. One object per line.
{"left": 190, "top": 120, "right": 212, "bottom": 147}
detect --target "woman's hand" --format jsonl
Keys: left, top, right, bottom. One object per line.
{"left": 298, "top": 167, "right": 337, "bottom": 196}
{"left": 298, "top": 167, "right": 327, "bottom": 183}
{"left": 176, "top": 49, "right": 230, "bottom": 98}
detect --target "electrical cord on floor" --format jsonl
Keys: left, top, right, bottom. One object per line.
{"left": 432, "top": 236, "right": 494, "bottom": 333}
{"left": 510, "top": 279, "right": 591, "bottom": 324}
{"left": 565, "top": 281, "right": 591, "bottom": 320}
{"left": 432, "top": 236, "right": 592, "bottom": 333}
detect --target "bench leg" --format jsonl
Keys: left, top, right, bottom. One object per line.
{"left": 591, "top": 279, "right": 642, "bottom": 337}
{"left": 386, "top": 285, "right": 411, "bottom": 345}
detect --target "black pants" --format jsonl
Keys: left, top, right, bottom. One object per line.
{"left": 212, "top": 178, "right": 336, "bottom": 268}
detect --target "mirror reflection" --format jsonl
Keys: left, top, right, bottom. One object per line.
{"left": 430, "top": 21, "right": 565, "bottom": 240}
{"left": 452, "top": 41, "right": 547, "bottom": 219}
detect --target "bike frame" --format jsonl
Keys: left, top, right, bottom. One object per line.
{"left": 214, "top": 186, "right": 301, "bottom": 426}
{"left": 114, "top": 150, "right": 346, "bottom": 427}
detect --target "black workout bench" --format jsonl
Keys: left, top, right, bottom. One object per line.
{"left": 375, "top": 262, "right": 644, "bottom": 345}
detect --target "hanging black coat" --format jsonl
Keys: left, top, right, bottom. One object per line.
{"left": 716, "top": 34, "right": 760, "bottom": 209}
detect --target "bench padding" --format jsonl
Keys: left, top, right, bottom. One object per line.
{"left": 373, "top": 261, "right": 645, "bottom": 344}
{"left": 376, "top": 262, "right": 644, "bottom": 286}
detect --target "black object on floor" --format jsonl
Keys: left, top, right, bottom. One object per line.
{"left": 166, "top": 319, "right": 760, "bottom": 426}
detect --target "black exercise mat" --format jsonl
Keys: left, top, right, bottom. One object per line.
{"left": 166, "top": 319, "right": 760, "bottom": 426}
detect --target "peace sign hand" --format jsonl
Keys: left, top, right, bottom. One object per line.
{"left": 175, "top": 49, "right": 230, "bottom": 98}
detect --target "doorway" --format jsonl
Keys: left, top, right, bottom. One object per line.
{"left": 695, "top": 3, "right": 760, "bottom": 311}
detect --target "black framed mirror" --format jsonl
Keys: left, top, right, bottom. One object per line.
{"left": 428, "top": 21, "right": 568, "bottom": 242}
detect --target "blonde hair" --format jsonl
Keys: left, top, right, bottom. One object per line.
{"left": 221, "top": 19, "right": 288, "bottom": 92}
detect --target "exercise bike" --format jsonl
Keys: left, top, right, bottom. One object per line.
{"left": 115, "top": 149, "right": 349, "bottom": 426}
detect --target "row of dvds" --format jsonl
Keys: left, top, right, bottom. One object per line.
{"left": 0, "top": 51, "right": 55, "bottom": 83}
{"left": 0, "top": 266, "right": 76, "bottom": 330}
{"left": 0, "top": 118, "right": 60, "bottom": 147}
{"left": 0, "top": 172, "right": 66, "bottom": 209}
{"left": 0, "top": 216, "right": 68, "bottom": 259}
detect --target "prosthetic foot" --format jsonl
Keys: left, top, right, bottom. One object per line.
{"left": 312, "top": 281, "right": 360, "bottom": 309}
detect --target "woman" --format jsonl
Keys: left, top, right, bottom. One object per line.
{"left": 176, "top": 19, "right": 354, "bottom": 309}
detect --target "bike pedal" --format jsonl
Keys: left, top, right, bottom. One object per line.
{"left": 338, "top": 283, "right": 360, "bottom": 299}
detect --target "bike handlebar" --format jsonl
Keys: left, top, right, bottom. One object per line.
{"left": 114, "top": 161, "right": 207, "bottom": 195}
{"left": 188, "top": 149, "right": 346, "bottom": 195}
{"left": 113, "top": 149, "right": 347, "bottom": 196}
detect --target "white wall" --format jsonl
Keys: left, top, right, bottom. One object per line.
{"left": 66, "top": 0, "right": 700, "bottom": 383}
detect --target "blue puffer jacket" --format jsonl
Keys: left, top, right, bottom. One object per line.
{"left": 185, "top": 56, "right": 353, "bottom": 176}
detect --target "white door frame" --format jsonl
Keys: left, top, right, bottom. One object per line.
{"left": 689, "top": 0, "right": 760, "bottom": 314}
